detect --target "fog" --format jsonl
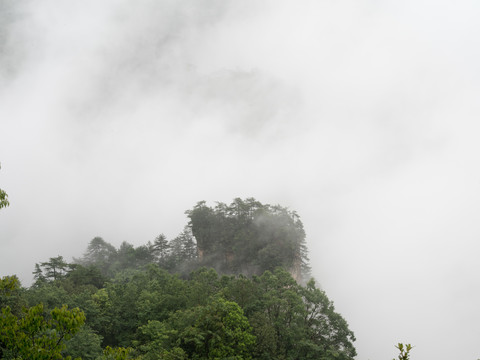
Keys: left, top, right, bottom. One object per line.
{"left": 1, "top": 1, "right": 480, "bottom": 359}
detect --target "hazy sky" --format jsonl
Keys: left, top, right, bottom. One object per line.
{"left": 1, "top": 1, "right": 480, "bottom": 359}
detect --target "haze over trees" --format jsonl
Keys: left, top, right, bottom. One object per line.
{"left": 187, "top": 198, "right": 310, "bottom": 280}
{"left": 1, "top": 198, "right": 358, "bottom": 359}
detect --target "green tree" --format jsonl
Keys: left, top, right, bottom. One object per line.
{"left": 186, "top": 201, "right": 219, "bottom": 257}
{"left": 89, "top": 288, "right": 114, "bottom": 346}
{"left": 99, "top": 345, "right": 137, "bottom": 360}
{"left": 87, "top": 266, "right": 184, "bottom": 347}
{"left": 0, "top": 275, "right": 25, "bottom": 316}
{"left": 132, "top": 244, "right": 155, "bottom": 269}
{"left": 33, "top": 263, "right": 47, "bottom": 286}
{"left": 66, "top": 264, "right": 106, "bottom": 289}
{"left": 0, "top": 276, "right": 85, "bottom": 359}
{"left": 187, "top": 268, "right": 221, "bottom": 307}
{"left": 172, "top": 297, "right": 256, "bottom": 359}
{"left": 24, "top": 281, "right": 71, "bottom": 311}
{"left": 134, "top": 320, "right": 186, "bottom": 360}
{"left": 80, "top": 237, "right": 117, "bottom": 277}
{"left": 40, "top": 256, "right": 70, "bottom": 281}
{"left": 393, "top": 343, "right": 413, "bottom": 360}
{"left": 152, "top": 234, "right": 170, "bottom": 266}
{"left": 114, "top": 242, "right": 137, "bottom": 272}
{"left": 0, "top": 163, "right": 9, "bottom": 209}
{"left": 222, "top": 269, "right": 356, "bottom": 360}
{"left": 135, "top": 266, "right": 188, "bottom": 325}
{"left": 247, "top": 269, "right": 306, "bottom": 359}
{"left": 62, "top": 326, "right": 103, "bottom": 360}
{"left": 95, "top": 273, "right": 141, "bottom": 347}
{"left": 168, "top": 226, "right": 197, "bottom": 272}
{"left": 300, "top": 278, "right": 356, "bottom": 360}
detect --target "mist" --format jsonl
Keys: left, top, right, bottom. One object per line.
{"left": 1, "top": 1, "right": 480, "bottom": 359}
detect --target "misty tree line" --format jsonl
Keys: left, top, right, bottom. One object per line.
{"left": 32, "top": 198, "right": 311, "bottom": 285}
{"left": 30, "top": 231, "right": 197, "bottom": 288}
{"left": 0, "top": 193, "right": 413, "bottom": 360}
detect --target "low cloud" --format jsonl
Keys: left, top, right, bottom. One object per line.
{"left": 1, "top": 1, "right": 480, "bottom": 359}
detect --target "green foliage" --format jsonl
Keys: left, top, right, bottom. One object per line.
{"left": 66, "top": 264, "right": 107, "bottom": 289}
{"left": 187, "top": 198, "right": 310, "bottom": 280}
{"left": 132, "top": 244, "right": 156, "bottom": 269}
{"left": 0, "top": 163, "right": 9, "bottom": 210}
{"left": 11, "top": 260, "right": 357, "bottom": 360}
{"left": 33, "top": 256, "right": 105, "bottom": 289}
{"left": 100, "top": 345, "right": 137, "bottom": 360}
{"left": 187, "top": 268, "right": 221, "bottom": 307}
{"left": 159, "top": 296, "right": 255, "bottom": 360}
{"left": 152, "top": 234, "right": 170, "bottom": 265}
{"left": 394, "top": 343, "right": 413, "bottom": 360}
{"left": 248, "top": 269, "right": 306, "bottom": 359}
{"left": 0, "top": 302, "right": 85, "bottom": 359}
{"left": 134, "top": 320, "right": 175, "bottom": 358}
{"left": 80, "top": 237, "right": 118, "bottom": 277}
{"left": 62, "top": 326, "right": 103, "bottom": 360}
{"left": 0, "top": 275, "right": 19, "bottom": 295}
{"left": 40, "top": 255, "right": 70, "bottom": 281}
{"left": 300, "top": 278, "right": 356, "bottom": 360}
{"left": 0, "top": 276, "right": 88, "bottom": 359}
{"left": 87, "top": 266, "right": 189, "bottom": 347}
{"left": 76, "top": 236, "right": 189, "bottom": 278}
{"left": 0, "top": 276, "right": 26, "bottom": 316}
{"left": 220, "top": 268, "right": 356, "bottom": 360}
{"left": 24, "top": 281, "right": 71, "bottom": 310}
{"left": 0, "top": 188, "right": 8, "bottom": 209}
{"left": 167, "top": 226, "right": 198, "bottom": 273}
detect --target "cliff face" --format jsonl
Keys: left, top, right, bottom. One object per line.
{"left": 196, "top": 244, "right": 303, "bottom": 282}
{"left": 197, "top": 248, "right": 204, "bottom": 261}
{"left": 289, "top": 257, "right": 302, "bottom": 282}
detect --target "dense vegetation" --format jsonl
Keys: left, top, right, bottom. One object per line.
{"left": 188, "top": 199, "right": 310, "bottom": 280}
{"left": 1, "top": 198, "right": 357, "bottom": 359}
{"left": 2, "top": 268, "right": 356, "bottom": 360}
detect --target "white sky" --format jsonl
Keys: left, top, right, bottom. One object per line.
{"left": 1, "top": 1, "right": 480, "bottom": 359}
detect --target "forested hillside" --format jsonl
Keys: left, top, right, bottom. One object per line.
{"left": 1, "top": 199, "right": 356, "bottom": 359}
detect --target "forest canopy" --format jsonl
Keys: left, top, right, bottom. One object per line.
{"left": 1, "top": 198, "right": 357, "bottom": 360}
